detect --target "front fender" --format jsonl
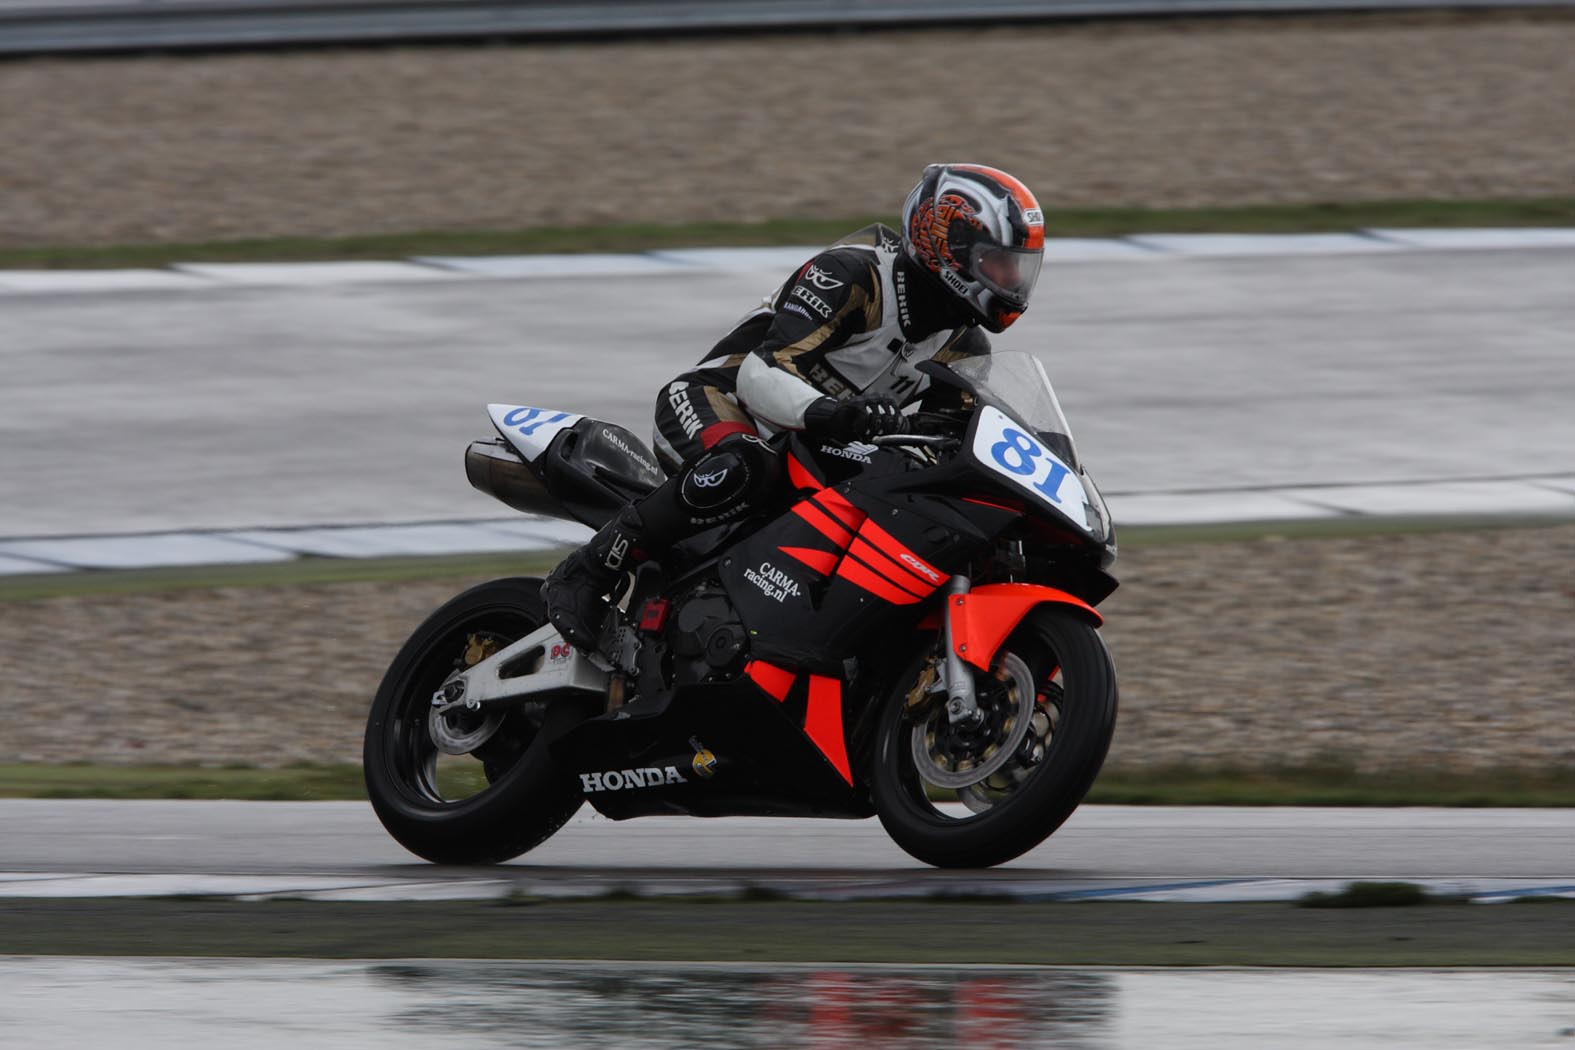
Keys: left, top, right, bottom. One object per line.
{"left": 946, "top": 583, "right": 1102, "bottom": 673}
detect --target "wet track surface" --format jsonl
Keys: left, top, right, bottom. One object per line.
{"left": 3, "top": 247, "right": 1573, "bottom": 538}
{"left": 5, "top": 959, "right": 1574, "bottom": 1049}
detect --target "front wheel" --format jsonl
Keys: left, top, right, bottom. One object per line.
{"left": 362, "top": 577, "right": 593, "bottom": 864}
{"left": 871, "top": 607, "right": 1118, "bottom": 868}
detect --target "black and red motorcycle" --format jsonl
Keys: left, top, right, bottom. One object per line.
{"left": 363, "top": 351, "right": 1119, "bottom": 868}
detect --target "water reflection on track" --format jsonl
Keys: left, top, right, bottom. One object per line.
{"left": 3, "top": 959, "right": 1572, "bottom": 1048}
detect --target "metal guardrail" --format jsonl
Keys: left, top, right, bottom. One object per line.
{"left": 1, "top": 0, "right": 1570, "bottom": 55}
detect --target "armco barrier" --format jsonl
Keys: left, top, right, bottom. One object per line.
{"left": 2, "top": 0, "right": 1572, "bottom": 56}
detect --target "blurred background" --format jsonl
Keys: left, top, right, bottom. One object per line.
{"left": 2, "top": 3, "right": 1571, "bottom": 799}
{"left": 2, "top": 3, "right": 1574, "bottom": 1042}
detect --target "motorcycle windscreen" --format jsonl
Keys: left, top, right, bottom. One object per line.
{"left": 949, "top": 353, "right": 1112, "bottom": 541}
{"left": 947, "top": 352, "right": 1080, "bottom": 469}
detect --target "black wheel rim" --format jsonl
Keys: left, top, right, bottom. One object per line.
{"left": 385, "top": 607, "right": 542, "bottom": 807}
{"left": 895, "top": 644, "right": 1065, "bottom": 823}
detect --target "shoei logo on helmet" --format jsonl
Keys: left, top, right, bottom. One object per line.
{"left": 940, "top": 268, "right": 970, "bottom": 296}
{"left": 1025, "top": 208, "right": 1044, "bottom": 225}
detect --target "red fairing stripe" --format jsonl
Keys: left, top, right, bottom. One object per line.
{"left": 791, "top": 500, "right": 855, "bottom": 548}
{"left": 701, "top": 421, "right": 756, "bottom": 448}
{"left": 745, "top": 659, "right": 796, "bottom": 702}
{"left": 779, "top": 545, "right": 840, "bottom": 576}
{"left": 963, "top": 495, "right": 1023, "bottom": 514}
{"left": 805, "top": 675, "right": 852, "bottom": 784}
{"left": 835, "top": 556, "right": 921, "bottom": 605}
{"left": 855, "top": 517, "right": 945, "bottom": 587}
{"left": 846, "top": 538, "right": 934, "bottom": 599}
{"left": 812, "top": 489, "right": 867, "bottom": 531}
{"left": 786, "top": 454, "right": 824, "bottom": 492}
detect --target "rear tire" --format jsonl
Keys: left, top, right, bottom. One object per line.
{"left": 871, "top": 607, "right": 1117, "bottom": 868}
{"left": 362, "top": 577, "right": 593, "bottom": 864}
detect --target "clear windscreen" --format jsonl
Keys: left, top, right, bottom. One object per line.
{"left": 947, "top": 352, "right": 1079, "bottom": 469}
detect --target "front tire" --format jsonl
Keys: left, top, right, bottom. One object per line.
{"left": 363, "top": 577, "right": 593, "bottom": 864}
{"left": 871, "top": 607, "right": 1118, "bottom": 868}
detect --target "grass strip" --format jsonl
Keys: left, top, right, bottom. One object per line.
{"left": 4, "top": 761, "right": 1574, "bottom": 805}
{"left": 1, "top": 899, "right": 1570, "bottom": 965}
{"left": 0, "top": 549, "right": 566, "bottom": 601}
{"left": 4, "top": 198, "right": 1572, "bottom": 270}
{"left": 4, "top": 515, "right": 1568, "bottom": 603}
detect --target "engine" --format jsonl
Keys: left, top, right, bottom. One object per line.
{"left": 666, "top": 586, "right": 747, "bottom": 685}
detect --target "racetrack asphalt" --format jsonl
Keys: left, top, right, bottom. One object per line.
{"left": 1, "top": 238, "right": 1573, "bottom": 578}
{"left": 2, "top": 240, "right": 1572, "bottom": 544}
{"left": 3, "top": 800, "right": 1571, "bottom": 902}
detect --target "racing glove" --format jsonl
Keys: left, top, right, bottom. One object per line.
{"left": 803, "top": 395, "right": 903, "bottom": 443}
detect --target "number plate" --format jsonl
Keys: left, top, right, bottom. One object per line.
{"left": 488, "top": 404, "right": 584, "bottom": 463}
{"left": 970, "top": 405, "right": 1091, "bottom": 531}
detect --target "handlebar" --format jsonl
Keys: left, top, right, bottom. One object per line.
{"left": 870, "top": 433, "right": 955, "bottom": 448}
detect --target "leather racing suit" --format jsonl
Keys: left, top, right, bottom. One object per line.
{"left": 542, "top": 222, "right": 990, "bottom": 649}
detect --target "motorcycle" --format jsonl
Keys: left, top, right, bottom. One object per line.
{"left": 363, "top": 351, "right": 1119, "bottom": 869}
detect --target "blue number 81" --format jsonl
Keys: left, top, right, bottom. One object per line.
{"left": 990, "top": 427, "right": 1041, "bottom": 476}
{"left": 991, "top": 426, "right": 1070, "bottom": 505}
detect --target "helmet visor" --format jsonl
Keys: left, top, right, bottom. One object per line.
{"left": 971, "top": 244, "right": 1043, "bottom": 306}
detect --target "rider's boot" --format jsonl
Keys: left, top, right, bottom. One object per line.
{"left": 541, "top": 505, "right": 650, "bottom": 651}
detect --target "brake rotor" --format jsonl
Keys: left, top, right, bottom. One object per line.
{"left": 428, "top": 633, "right": 505, "bottom": 756}
{"left": 909, "top": 652, "right": 1036, "bottom": 790}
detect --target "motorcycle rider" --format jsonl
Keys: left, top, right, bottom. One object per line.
{"left": 542, "top": 163, "right": 1047, "bottom": 650}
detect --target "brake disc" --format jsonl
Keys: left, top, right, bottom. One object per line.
{"left": 909, "top": 652, "right": 1035, "bottom": 790}
{"left": 428, "top": 633, "right": 506, "bottom": 756}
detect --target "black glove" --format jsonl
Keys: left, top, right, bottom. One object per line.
{"left": 803, "top": 395, "right": 903, "bottom": 443}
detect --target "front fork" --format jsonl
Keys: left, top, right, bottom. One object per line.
{"left": 940, "top": 576, "right": 981, "bottom": 725}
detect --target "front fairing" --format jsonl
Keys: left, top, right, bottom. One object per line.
{"left": 945, "top": 353, "right": 1114, "bottom": 547}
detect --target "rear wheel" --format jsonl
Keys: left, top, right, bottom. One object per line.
{"left": 871, "top": 607, "right": 1117, "bottom": 868}
{"left": 362, "top": 577, "right": 593, "bottom": 864}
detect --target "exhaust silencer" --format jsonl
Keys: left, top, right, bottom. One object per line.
{"left": 465, "top": 439, "right": 563, "bottom": 518}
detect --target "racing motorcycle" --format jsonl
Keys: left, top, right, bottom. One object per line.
{"left": 363, "top": 351, "right": 1119, "bottom": 869}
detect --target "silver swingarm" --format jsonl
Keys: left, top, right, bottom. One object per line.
{"left": 431, "top": 622, "right": 611, "bottom": 714}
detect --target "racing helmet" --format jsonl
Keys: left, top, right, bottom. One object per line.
{"left": 900, "top": 163, "right": 1046, "bottom": 333}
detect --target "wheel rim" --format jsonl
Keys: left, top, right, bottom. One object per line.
{"left": 386, "top": 614, "right": 543, "bottom": 806}
{"left": 901, "top": 651, "right": 1064, "bottom": 820}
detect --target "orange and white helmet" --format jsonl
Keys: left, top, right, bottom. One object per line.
{"left": 901, "top": 163, "right": 1046, "bottom": 333}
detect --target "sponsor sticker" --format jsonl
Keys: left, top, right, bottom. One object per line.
{"left": 807, "top": 364, "right": 852, "bottom": 399}
{"left": 819, "top": 442, "right": 875, "bottom": 465}
{"left": 792, "top": 284, "right": 834, "bottom": 320}
{"left": 580, "top": 766, "right": 687, "bottom": 792}
{"left": 599, "top": 427, "right": 659, "bottom": 476}
{"left": 667, "top": 382, "right": 702, "bottom": 438}
{"left": 899, "top": 552, "right": 943, "bottom": 583}
{"left": 803, "top": 264, "right": 845, "bottom": 291}
{"left": 1024, "top": 208, "right": 1044, "bottom": 225}
{"left": 940, "top": 268, "right": 970, "bottom": 296}
{"left": 781, "top": 301, "right": 815, "bottom": 321}
{"left": 744, "top": 560, "right": 803, "bottom": 603}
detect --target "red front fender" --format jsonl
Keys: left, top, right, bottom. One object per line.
{"left": 942, "top": 583, "right": 1102, "bottom": 673}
